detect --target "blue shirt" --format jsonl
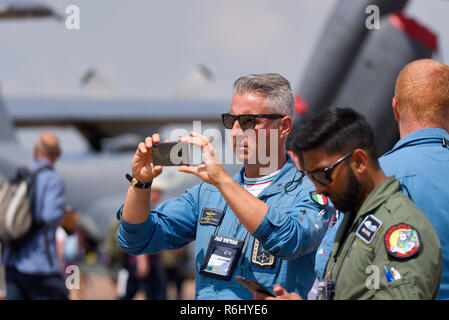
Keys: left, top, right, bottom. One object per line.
{"left": 117, "top": 157, "right": 333, "bottom": 299}
{"left": 314, "top": 211, "right": 344, "bottom": 280}
{"left": 1, "top": 157, "right": 66, "bottom": 275}
{"left": 380, "top": 128, "right": 449, "bottom": 300}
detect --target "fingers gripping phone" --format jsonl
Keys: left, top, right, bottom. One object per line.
{"left": 234, "top": 276, "right": 276, "bottom": 297}
{"left": 152, "top": 142, "right": 190, "bottom": 166}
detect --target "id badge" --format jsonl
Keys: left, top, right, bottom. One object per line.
{"left": 317, "top": 279, "right": 335, "bottom": 300}
{"left": 199, "top": 235, "right": 244, "bottom": 281}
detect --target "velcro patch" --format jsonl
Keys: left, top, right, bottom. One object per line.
{"left": 251, "top": 239, "right": 275, "bottom": 268}
{"left": 384, "top": 223, "right": 420, "bottom": 259}
{"left": 356, "top": 214, "right": 383, "bottom": 245}
{"left": 309, "top": 192, "right": 328, "bottom": 206}
{"left": 199, "top": 208, "right": 224, "bottom": 226}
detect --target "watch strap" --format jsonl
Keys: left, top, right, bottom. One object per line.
{"left": 125, "top": 173, "right": 152, "bottom": 189}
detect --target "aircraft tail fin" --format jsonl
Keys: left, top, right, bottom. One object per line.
{"left": 0, "top": 84, "right": 16, "bottom": 143}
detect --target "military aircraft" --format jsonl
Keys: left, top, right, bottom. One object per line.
{"left": 294, "top": 0, "right": 438, "bottom": 155}
{"left": 0, "top": 2, "right": 233, "bottom": 240}
{"left": 0, "top": 89, "right": 238, "bottom": 240}
{"left": 0, "top": 1, "right": 60, "bottom": 20}
{"left": 0, "top": 0, "right": 441, "bottom": 241}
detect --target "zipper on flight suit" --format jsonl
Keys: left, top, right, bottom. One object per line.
{"left": 334, "top": 239, "right": 356, "bottom": 290}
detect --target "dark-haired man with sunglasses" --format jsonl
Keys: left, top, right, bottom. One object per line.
{"left": 116, "top": 73, "right": 333, "bottom": 299}
{"left": 257, "top": 107, "right": 441, "bottom": 300}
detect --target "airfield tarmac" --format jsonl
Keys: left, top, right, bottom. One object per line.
{"left": 68, "top": 269, "right": 195, "bottom": 300}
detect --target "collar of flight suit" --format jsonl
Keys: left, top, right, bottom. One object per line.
{"left": 328, "top": 176, "right": 401, "bottom": 265}
{"left": 384, "top": 128, "right": 449, "bottom": 156}
{"left": 354, "top": 176, "right": 400, "bottom": 221}
{"left": 235, "top": 153, "right": 299, "bottom": 199}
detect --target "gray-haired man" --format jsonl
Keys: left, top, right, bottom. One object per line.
{"left": 117, "top": 73, "right": 333, "bottom": 299}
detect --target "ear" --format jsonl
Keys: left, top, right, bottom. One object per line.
{"left": 350, "top": 149, "right": 368, "bottom": 174}
{"left": 290, "top": 152, "right": 303, "bottom": 171}
{"left": 392, "top": 97, "right": 400, "bottom": 122}
{"left": 279, "top": 116, "right": 293, "bottom": 140}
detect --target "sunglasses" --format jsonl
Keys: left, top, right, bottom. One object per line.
{"left": 221, "top": 113, "right": 285, "bottom": 130}
{"left": 304, "top": 149, "right": 357, "bottom": 186}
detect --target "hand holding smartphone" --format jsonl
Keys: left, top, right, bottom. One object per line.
{"left": 152, "top": 142, "right": 190, "bottom": 166}
{"left": 234, "top": 275, "right": 276, "bottom": 297}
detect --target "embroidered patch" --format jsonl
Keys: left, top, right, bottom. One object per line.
{"left": 309, "top": 192, "right": 328, "bottom": 206}
{"left": 384, "top": 224, "right": 420, "bottom": 259}
{"left": 199, "top": 208, "right": 224, "bottom": 226}
{"left": 251, "top": 239, "right": 275, "bottom": 268}
{"left": 355, "top": 214, "right": 383, "bottom": 245}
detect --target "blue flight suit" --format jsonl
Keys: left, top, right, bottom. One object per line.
{"left": 314, "top": 211, "right": 344, "bottom": 280}
{"left": 117, "top": 157, "right": 333, "bottom": 299}
{"left": 380, "top": 128, "right": 449, "bottom": 300}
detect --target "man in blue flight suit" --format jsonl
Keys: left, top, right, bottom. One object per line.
{"left": 379, "top": 59, "right": 449, "bottom": 299}
{"left": 117, "top": 73, "right": 333, "bottom": 299}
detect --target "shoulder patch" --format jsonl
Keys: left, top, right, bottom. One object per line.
{"left": 251, "top": 239, "right": 275, "bottom": 268}
{"left": 199, "top": 208, "right": 224, "bottom": 226}
{"left": 355, "top": 214, "right": 383, "bottom": 245}
{"left": 309, "top": 191, "right": 328, "bottom": 206}
{"left": 384, "top": 223, "right": 420, "bottom": 259}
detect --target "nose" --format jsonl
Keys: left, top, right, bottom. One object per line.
{"left": 230, "top": 119, "right": 244, "bottom": 137}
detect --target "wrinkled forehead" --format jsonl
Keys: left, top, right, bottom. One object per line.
{"left": 230, "top": 92, "right": 271, "bottom": 115}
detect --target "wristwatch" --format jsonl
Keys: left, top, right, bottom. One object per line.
{"left": 125, "top": 173, "right": 152, "bottom": 189}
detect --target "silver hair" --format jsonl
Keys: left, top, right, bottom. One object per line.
{"left": 232, "top": 73, "right": 294, "bottom": 117}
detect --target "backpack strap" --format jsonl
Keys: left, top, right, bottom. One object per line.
{"left": 7, "top": 165, "right": 55, "bottom": 257}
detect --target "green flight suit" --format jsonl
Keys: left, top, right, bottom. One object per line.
{"left": 323, "top": 176, "right": 442, "bottom": 299}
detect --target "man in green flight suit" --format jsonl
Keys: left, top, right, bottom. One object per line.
{"left": 258, "top": 107, "right": 442, "bottom": 300}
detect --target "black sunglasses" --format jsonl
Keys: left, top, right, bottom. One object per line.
{"left": 304, "top": 149, "right": 357, "bottom": 186}
{"left": 221, "top": 113, "right": 285, "bottom": 130}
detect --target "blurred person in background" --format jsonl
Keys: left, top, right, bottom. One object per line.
{"left": 107, "top": 178, "right": 167, "bottom": 300}
{"left": 1, "top": 132, "right": 68, "bottom": 300}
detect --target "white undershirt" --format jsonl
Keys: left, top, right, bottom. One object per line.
{"left": 243, "top": 169, "right": 281, "bottom": 198}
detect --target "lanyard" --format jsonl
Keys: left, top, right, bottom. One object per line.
{"left": 211, "top": 196, "right": 268, "bottom": 266}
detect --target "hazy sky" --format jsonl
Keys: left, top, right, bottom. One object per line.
{"left": 0, "top": 0, "right": 448, "bottom": 101}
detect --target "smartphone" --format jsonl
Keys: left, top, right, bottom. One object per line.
{"left": 152, "top": 142, "right": 189, "bottom": 166}
{"left": 234, "top": 275, "right": 276, "bottom": 297}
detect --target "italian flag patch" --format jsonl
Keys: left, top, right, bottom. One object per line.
{"left": 310, "top": 192, "right": 328, "bottom": 206}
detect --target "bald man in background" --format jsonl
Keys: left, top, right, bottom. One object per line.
{"left": 379, "top": 59, "right": 449, "bottom": 299}
{"left": 1, "top": 132, "right": 69, "bottom": 300}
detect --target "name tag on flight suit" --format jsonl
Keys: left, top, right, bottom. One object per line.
{"left": 199, "top": 235, "right": 244, "bottom": 281}
{"left": 356, "top": 214, "right": 383, "bottom": 245}
{"left": 199, "top": 208, "right": 224, "bottom": 226}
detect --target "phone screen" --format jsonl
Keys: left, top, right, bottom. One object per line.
{"left": 152, "top": 142, "right": 189, "bottom": 166}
